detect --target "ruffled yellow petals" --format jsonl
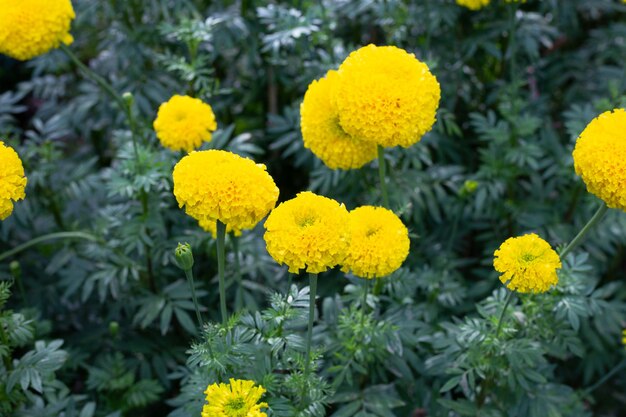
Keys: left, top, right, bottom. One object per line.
{"left": 0, "top": 141, "right": 27, "bottom": 221}
{"left": 264, "top": 191, "right": 350, "bottom": 274}
{"left": 493, "top": 233, "right": 561, "bottom": 294}
{"left": 0, "top": 0, "right": 75, "bottom": 61}
{"left": 202, "top": 378, "right": 268, "bottom": 417}
{"left": 342, "top": 206, "right": 409, "bottom": 279}
{"left": 573, "top": 109, "right": 626, "bottom": 211}
{"left": 153, "top": 95, "right": 217, "bottom": 152}
{"left": 173, "top": 150, "right": 279, "bottom": 233}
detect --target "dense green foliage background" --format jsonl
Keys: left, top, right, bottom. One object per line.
{"left": 1, "top": 0, "right": 626, "bottom": 416}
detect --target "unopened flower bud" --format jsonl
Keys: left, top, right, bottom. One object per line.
{"left": 9, "top": 261, "right": 21, "bottom": 279}
{"left": 122, "top": 91, "right": 134, "bottom": 107}
{"left": 175, "top": 242, "right": 194, "bottom": 271}
{"left": 109, "top": 321, "right": 119, "bottom": 337}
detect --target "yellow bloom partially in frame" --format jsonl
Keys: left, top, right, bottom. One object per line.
{"left": 0, "top": 141, "right": 27, "bottom": 221}
{"left": 456, "top": 0, "right": 490, "bottom": 10}
{"left": 335, "top": 44, "right": 440, "bottom": 148}
{"left": 493, "top": 234, "right": 561, "bottom": 294}
{"left": 202, "top": 379, "right": 268, "bottom": 417}
{"left": 300, "top": 70, "right": 377, "bottom": 170}
{"left": 264, "top": 191, "right": 350, "bottom": 273}
{"left": 0, "top": 0, "right": 75, "bottom": 61}
{"left": 173, "top": 150, "right": 279, "bottom": 232}
{"left": 341, "top": 206, "right": 410, "bottom": 279}
{"left": 153, "top": 95, "right": 217, "bottom": 152}
{"left": 573, "top": 109, "right": 626, "bottom": 211}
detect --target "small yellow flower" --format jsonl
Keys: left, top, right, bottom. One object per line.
{"left": 493, "top": 234, "right": 562, "bottom": 293}
{"left": 202, "top": 378, "right": 268, "bottom": 417}
{"left": 0, "top": 141, "right": 27, "bottom": 221}
{"left": 300, "top": 70, "right": 377, "bottom": 169}
{"left": 264, "top": 191, "right": 350, "bottom": 273}
{"left": 334, "top": 44, "right": 441, "bottom": 148}
{"left": 341, "top": 206, "right": 410, "bottom": 279}
{"left": 153, "top": 95, "right": 217, "bottom": 152}
{"left": 622, "top": 329, "right": 626, "bottom": 347}
{"left": 173, "top": 150, "right": 279, "bottom": 233}
{"left": 0, "top": 0, "right": 75, "bottom": 61}
{"left": 456, "top": 0, "right": 490, "bottom": 10}
{"left": 573, "top": 109, "right": 626, "bottom": 211}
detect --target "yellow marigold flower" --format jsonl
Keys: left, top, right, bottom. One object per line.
{"left": 334, "top": 44, "right": 441, "bottom": 148}
{"left": 0, "top": 0, "right": 75, "bottom": 61}
{"left": 202, "top": 378, "right": 268, "bottom": 417}
{"left": 0, "top": 141, "right": 27, "bottom": 221}
{"left": 341, "top": 206, "right": 410, "bottom": 279}
{"left": 300, "top": 70, "right": 377, "bottom": 169}
{"left": 573, "top": 109, "right": 626, "bottom": 211}
{"left": 456, "top": 0, "right": 490, "bottom": 10}
{"left": 622, "top": 329, "right": 626, "bottom": 347}
{"left": 493, "top": 233, "right": 562, "bottom": 294}
{"left": 173, "top": 150, "right": 279, "bottom": 232}
{"left": 153, "top": 95, "right": 217, "bottom": 152}
{"left": 264, "top": 191, "right": 350, "bottom": 273}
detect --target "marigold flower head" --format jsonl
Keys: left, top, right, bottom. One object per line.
{"left": 173, "top": 150, "right": 279, "bottom": 232}
{"left": 341, "top": 206, "right": 409, "bottom": 279}
{"left": 334, "top": 44, "right": 441, "bottom": 148}
{"left": 202, "top": 378, "right": 268, "bottom": 417}
{"left": 493, "top": 233, "right": 561, "bottom": 294}
{"left": 0, "top": 0, "right": 75, "bottom": 61}
{"left": 573, "top": 109, "right": 626, "bottom": 211}
{"left": 456, "top": 0, "right": 490, "bottom": 10}
{"left": 300, "top": 70, "right": 377, "bottom": 169}
{"left": 0, "top": 141, "right": 27, "bottom": 221}
{"left": 153, "top": 95, "right": 217, "bottom": 152}
{"left": 264, "top": 191, "right": 350, "bottom": 274}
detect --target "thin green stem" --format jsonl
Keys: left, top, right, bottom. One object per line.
{"left": 377, "top": 146, "right": 390, "bottom": 209}
{"left": 560, "top": 203, "right": 609, "bottom": 260}
{"left": 361, "top": 280, "right": 369, "bottom": 327}
{"left": 507, "top": 5, "right": 518, "bottom": 84}
{"left": 184, "top": 268, "right": 203, "bottom": 328}
{"left": 216, "top": 220, "right": 228, "bottom": 324}
{"left": 304, "top": 273, "right": 318, "bottom": 377}
{"left": 0, "top": 232, "right": 98, "bottom": 263}
{"left": 231, "top": 236, "right": 244, "bottom": 310}
{"left": 583, "top": 358, "right": 626, "bottom": 395}
{"left": 0, "top": 321, "right": 11, "bottom": 370}
{"left": 495, "top": 291, "right": 515, "bottom": 337}
{"left": 372, "top": 278, "right": 384, "bottom": 296}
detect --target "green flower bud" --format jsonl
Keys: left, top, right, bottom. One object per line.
{"left": 122, "top": 91, "right": 134, "bottom": 107}
{"left": 175, "top": 242, "right": 194, "bottom": 271}
{"left": 9, "top": 260, "right": 21, "bottom": 278}
{"left": 459, "top": 180, "right": 479, "bottom": 197}
{"left": 109, "top": 321, "right": 119, "bottom": 337}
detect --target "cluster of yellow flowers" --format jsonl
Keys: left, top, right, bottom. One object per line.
{"left": 153, "top": 95, "right": 217, "bottom": 152}
{"left": 172, "top": 150, "right": 279, "bottom": 236}
{"left": 264, "top": 192, "right": 410, "bottom": 278}
{"left": 0, "top": 0, "right": 75, "bottom": 61}
{"left": 0, "top": 141, "right": 27, "bottom": 221}
{"left": 301, "top": 44, "right": 440, "bottom": 169}
{"left": 456, "top": 0, "right": 525, "bottom": 10}
{"left": 202, "top": 379, "right": 268, "bottom": 417}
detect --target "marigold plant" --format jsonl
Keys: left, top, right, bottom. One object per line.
{"left": 0, "top": 0, "right": 75, "bottom": 61}
{"left": 202, "top": 379, "right": 268, "bottom": 417}
{"left": 172, "top": 150, "right": 279, "bottom": 233}
{"left": 0, "top": 141, "right": 27, "bottom": 221}
{"left": 341, "top": 206, "right": 410, "bottom": 279}
{"left": 493, "top": 233, "right": 562, "bottom": 293}
{"left": 264, "top": 191, "right": 350, "bottom": 273}
{"left": 334, "top": 44, "right": 440, "bottom": 148}
{"left": 153, "top": 95, "right": 217, "bottom": 152}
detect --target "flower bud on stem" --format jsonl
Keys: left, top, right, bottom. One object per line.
{"left": 175, "top": 243, "right": 202, "bottom": 327}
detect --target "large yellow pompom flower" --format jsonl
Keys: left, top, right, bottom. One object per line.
{"left": 300, "top": 70, "right": 377, "bottom": 169}
{"left": 202, "top": 379, "right": 268, "bottom": 417}
{"left": 0, "top": 0, "right": 75, "bottom": 61}
{"left": 334, "top": 44, "right": 441, "bottom": 148}
{"left": 493, "top": 233, "right": 562, "bottom": 294}
{"left": 0, "top": 141, "right": 27, "bottom": 221}
{"left": 153, "top": 95, "right": 217, "bottom": 152}
{"left": 572, "top": 109, "right": 626, "bottom": 211}
{"left": 341, "top": 206, "right": 410, "bottom": 279}
{"left": 264, "top": 191, "right": 350, "bottom": 273}
{"left": 456, "top": 0, "right": 490, "bottom": 10}
{"left": 173, "top": 150, "right": 279, "bottom": 233}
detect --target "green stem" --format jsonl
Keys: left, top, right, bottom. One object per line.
{"left": 0, "top": 321, "right": 11, "bottom": 370}
{"left": 495, "top": 291, "right": 515, "bottom": 337}
{"left": 377, "top": 146, "right": 390, "bottom": 209}
{"left": 560, "top": 203, "right": 609, "bottom": 260}
{"left": 583, "top": 358, "right": 626, "bottom": 395}
{"left": 184, "top": 268, "right": 203, "bottom": 328}
{"left": 231, "top": 235, "right": 244, "bottom": 310}
{"left": 507, "top": 4, "right": 518, "bottom": 84}
{"left": 216, "top": 220, "right": 228, "bottom": 324}
{"left": 304, "top": 273, "right": 318, "bottom": 377}
{"left": 361, "top": 280, "right": 369, "bottom": 327}
{"left": 0, "top": 232, "right": 98, "bottom": 263}
{"left": 372, "top": 278, "right": 384, "bottom": 296}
